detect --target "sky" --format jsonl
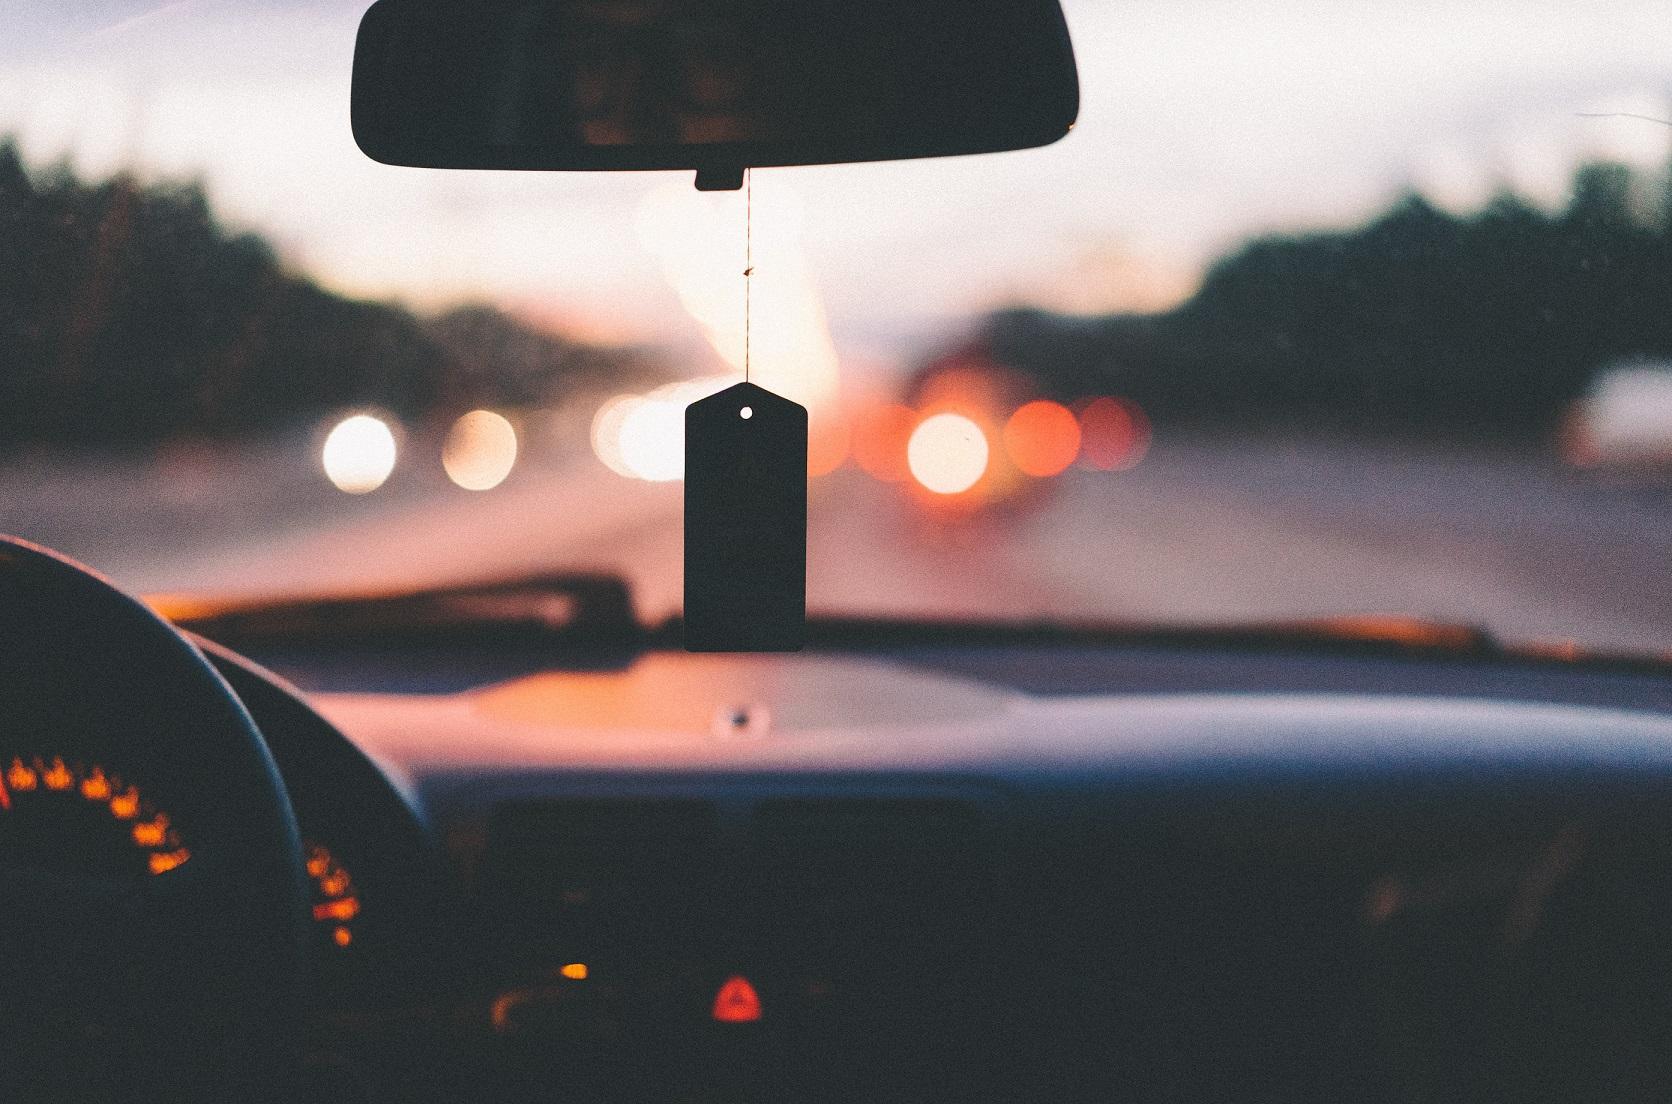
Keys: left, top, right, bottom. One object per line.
{"left": 2, "top": 0, "right": 1669, "bottom": 372}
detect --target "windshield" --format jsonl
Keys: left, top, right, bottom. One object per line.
{"left": 3, "top": 1, "right": 1669, "bottom": 654}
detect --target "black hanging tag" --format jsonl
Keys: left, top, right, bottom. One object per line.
{"left": 684, "top": 381, "right": 807, "bottom": 652}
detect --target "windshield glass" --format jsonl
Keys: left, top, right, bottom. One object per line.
{"left": 3, "top": 1, "right": 1669, "bottom": 654}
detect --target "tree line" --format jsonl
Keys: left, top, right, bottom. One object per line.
{"left": 0, "top": 139, "right": 658, "bottom": 451}
{"left": 982, "top": 160, "right": 1672, "bottom": 440}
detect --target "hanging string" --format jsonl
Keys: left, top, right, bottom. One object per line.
{"left": 743, "top": 168, "right": 752, "bottom": 383}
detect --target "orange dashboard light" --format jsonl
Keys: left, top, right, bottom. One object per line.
{"left": 305, "top": 849, "right": 331, "bottom": 878}
{"left": 712, "top": 975, "right": 763, "bottom": 1023}
{"left": 559, "top": 963, "right": 588, "bottom": 980}
{"left": 313, "top": 897, "right": 361, "bottom": 923}
{"left": 80, "top": 768, "right": 111, "bottom": 801}
{"left": 148, "top": 849, "right": 190, "bottom": 875}
{"left": 332, "top": 926, "right": 354, "bottom": 948}
{"left": 7, "top": 759, "right": 38, "bottom": 792}
{"left": 490, "top": 990, "right": 530, "bottom": 1033}
{"left": 110, "top": 788, "right": 140, "bottom": 819}
{"left": 321, "top": 871, "right": 350, "bottom": 897}
{"left": 132, "top": 817, "right": 169, "bottom": 847}
{"left": 42, "top": 758, "right": 73, "bottom": 790}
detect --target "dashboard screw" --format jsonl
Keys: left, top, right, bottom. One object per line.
{"left": 711, "top": 703, "right": 772, "bottom": 740}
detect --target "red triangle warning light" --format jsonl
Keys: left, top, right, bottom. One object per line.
{"left": 711, "top": 974, "right": 763, "bottom": 1023}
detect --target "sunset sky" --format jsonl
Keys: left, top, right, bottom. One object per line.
{"left": 3, "top": 0, "right": 1669, "bottom": 369}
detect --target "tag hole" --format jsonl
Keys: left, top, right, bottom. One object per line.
{"left": 740, "top": 406, "right": 753, "bottom": 420}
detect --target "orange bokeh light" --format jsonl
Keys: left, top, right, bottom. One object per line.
{"left": 80, "top": 768, "right": 111, "bottom": 801}
{"left": 5, "top": 759, "right": 35, "bottom": 792}
{"left": 42, "top": 758, "right": 73, "bottom": 790}
{"left": 304, "top": 838, "right": 362, "bottom": 950}
{"left": 313, "top": 897, "right": 361, "bottom": 923}
{"left": 852, "top": 403, "right": 917, "bottom": 482}
{"left": 110, "top": 787, "right": 140, "bottom": 819}
{"left": 2, "top": 758, "right": 191, "bottom": 873}
{"left": 808, "top": 413, "right": 851, "bottom": 477}
{"left": 1003, "top": 400, "right": 1082, "bottom": 477}
{"left": 132, "top": 815, "right": 169, "bottom": 847}
{"left": 148, "top": 849, "right": 190, "bottom": 875}
{"left": 1078, "top": 396, "right": 1151, "bottom": 471}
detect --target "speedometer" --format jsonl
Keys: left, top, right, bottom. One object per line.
{"left": 0, "top": 755, "right": 192, "bottom": 876}
{"left": 305, "top": 840, "right": 361, "bottom": 950}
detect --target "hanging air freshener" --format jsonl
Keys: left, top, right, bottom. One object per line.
{"left": 683, "top": 171, "right": 808, "bottom": 652}
{"left": 684, "top": 381, "right": 807, "bottom": 651}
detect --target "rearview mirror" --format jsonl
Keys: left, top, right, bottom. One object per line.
{"left": 351, "top": 0, "right": 1079, "bottom": 189}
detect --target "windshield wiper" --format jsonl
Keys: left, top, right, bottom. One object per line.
{"left": 158, "top": 577, "right": 1668, "bottom": 677}
{"left": 763, "top": 612, "right": 1502, "bottom": 657}
{"left": 161, "top": 573, "right": 645, "bottom": 648}
{"left": 774, "top": 614, "right": 1672, "bottom": 676}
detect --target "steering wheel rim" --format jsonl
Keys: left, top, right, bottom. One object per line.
{"left": 0, "top": 537, "right": 307, "bottom": 1102}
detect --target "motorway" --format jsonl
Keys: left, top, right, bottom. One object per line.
{"left": 4, "top": 431, "right": 1668, "bottom": 655}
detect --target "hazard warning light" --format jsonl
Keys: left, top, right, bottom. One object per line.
{"left": 712, "top": 975, "right": 763, "bottom": 1023}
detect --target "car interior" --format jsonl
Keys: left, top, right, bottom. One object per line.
{"left": 3, "top": 1, "right": 1671, "bottom": 1101}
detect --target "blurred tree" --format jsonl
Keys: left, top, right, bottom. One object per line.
{"left": 0, "top": 141, "right": 659, "bottom": 452}
{"left": 984, "top": 160, "right": 1672, "bottom": 441}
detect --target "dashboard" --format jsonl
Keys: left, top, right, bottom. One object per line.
{"left": 187, "top": 636, "right": 1672, "bottom": 1103}
{"left": 6, "top": 529, "right": 1672, "bottom": 1102}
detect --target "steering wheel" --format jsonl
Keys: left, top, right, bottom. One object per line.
{"left": 0, "top": 538, "right": 307, "bottom": 1102}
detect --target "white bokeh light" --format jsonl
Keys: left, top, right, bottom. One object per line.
{"left": 321, "top": 414, "right": 398, "bottom": 494}
{"left": 442, "top": 409, "right": 518, "bottom": 491}
{"left": 907, "top": 413, "right": 989, "bottom": 495}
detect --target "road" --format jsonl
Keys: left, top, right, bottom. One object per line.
{"left": 3, "top": 430, "right": 1668, "bottom": 654}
